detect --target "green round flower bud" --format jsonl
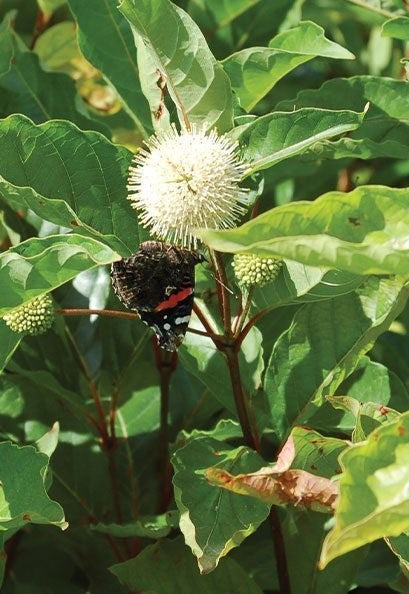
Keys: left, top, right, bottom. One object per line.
{"left": 232, "top": 253, "right": 282, "bottom": 287}
{"left": 3, "top": 294, "right": 54, "bottom": 335}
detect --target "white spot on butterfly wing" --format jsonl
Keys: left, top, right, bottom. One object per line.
{"left": 175, "top": 315, "right": 190, "bottom": 325}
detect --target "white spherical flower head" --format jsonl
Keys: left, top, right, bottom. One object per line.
{"left": 127, "top": 125, "right": 249, "bottom": 248}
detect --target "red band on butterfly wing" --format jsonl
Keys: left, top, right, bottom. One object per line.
{"left": 154, "top": 287, "right": 193, "bottom": 312}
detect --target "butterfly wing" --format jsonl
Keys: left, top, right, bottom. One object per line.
{"left": 111, "top": 241, "right": 203, "bottom": 351}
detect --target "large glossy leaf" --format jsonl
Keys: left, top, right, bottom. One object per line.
{"left": 223, "top": 21, "right": 354, "bottom": 111}
{"left": 320, "top": 412, "right": 409, "bottom": 568}
{"left": 0, "top": 115, "right": 136, "bottom": 255}
{"left": 0, "top": 17, "right": 105, "bottom": 134}
{"left": 68, "top": 0, "right": 152, "bottom": 136}
{"left": 198, "top": 186, "right": 409, "bottom": 276}
{"left": 0, "top": 234, "right": 119, "bottom": 315}
{"left": 277, "top": 76, "right": 409, "bottom": 160}
{"left": 111, "top": 536, "right": 263, "bottom": 593}
{"left": 172, "top": 436, "right": 269, "bottom": 573}
{"left": 119, "top": 0, "right": 234, "bottom": 133}
{"left": 264, "top": 278, "right": 409, "bottom": 439}
{"left": 229, "top": 107, "right": 365, "bottom": 175}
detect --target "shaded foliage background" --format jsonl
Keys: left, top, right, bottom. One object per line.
{"left": 0, "top": 0, "right": 409, "bottom": 593}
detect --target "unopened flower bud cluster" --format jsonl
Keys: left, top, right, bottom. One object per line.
{"left": 3, "top": 294, "right": 54, "bottom": 335}
{"left": 232, "top": 253, "right": 282, "bottom": 287}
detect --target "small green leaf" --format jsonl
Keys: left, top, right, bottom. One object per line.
{"left": 110, "top": 536, "right": 263, "bottom": 593}
{"left": 0, "top": 441, "right": 67, "bottom": 529}
{"left": 172, "top": 437, "right": 269, "bottom": 573}
{"left": 37, "top": 0, "right": 66, "bottom": 15}
{"left": 91, "top": 513, "right": 176, "bottom": 539}
{"left": 35, "top": 422, "right": 60, "bottom": 457}
{"left": 0, "top": 234, "right": 119, "bottom": 315}
{"left": 268, "top": 21, "right": 355, "bottom": 58}
{"left": 382, "top": 16, "right": 409, "bottom": 40}
{"left": 119, "top": 0, "right": 234, "bottom": 132}
{"left": 197, "top": 186, "right": 409, "bottom": 276}
{"left": 223, "top": 21, "right": 354, "bottom": 111}
{"left": 320, "top": 412, "right": 409, "bottom": 567}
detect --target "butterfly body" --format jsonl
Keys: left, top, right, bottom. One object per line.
{"left": 111, "top": 241, "right": 203, "bottom": 351}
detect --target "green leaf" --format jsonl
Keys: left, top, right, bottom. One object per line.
{"left": 0, "top": 17, "right": 105, "bottom": 134}
{"left": 37, "top": 0, "right": 66, "bottom": 15}
{"left": 91, "top": 513, "right": 175, "bottom": 539}
{"left": 289, "top": 426, "right": 348, "bottom": 478}
{"left": 118, "top": 0, "right": 234, "bottom": 133}
{"left": 0, "top": 115, "right": 136, "bottom": 255}
{"left": 264, "top": 278, "right": 409, "bottom": 439}
{"left": 223, "top": 21, "right": 353, "bottom": 111}
{"left": 284, "top": 510, "right": 366, "bottom": 594}
{"left": 253, "top": 263, "right": 363, "bottom": 312}
{"left": 35, "top": 421, "right": 60, "bottom": 457}
{"left": 179, "top": 318, "right": 263, "bottom": 413}
{"left": 0, "top": 320, "right": 21, "bottom": 373}
{"left": 68, "top": 0, "right": 152, "bottom": 137}
{"left": 310, "top": 356, "right": 409, "bottom": 434}
{"left": 327, "top": 395, "right": 400, "bottom": 442}
{"left": 197, "top": 186, "right": 409, "bottom": 276}
{"left": 388, "top": 533, "right": 409, "bottom": 572}
{"left": 382, "top": 16, "right": 409, "bottom": 40}
{"left": 320, "top": 411, "right": 409, "bottom": 568}
{"left": 229, "top": 107, "right": 365, "bottom": 174}
{"left": 34, "top": 22, "right": 82, "bottom": 72}
{"left": 0, "top": 234, "right": 119, "bottom": 315}
{"left": 172, "top": 437, "right": 269, "bottom": 573}
{"left": 268, "top": 20, "right": 354, "bottom": 58}
{"left": 110, "top": 536, "right": 263, "bottom": 593}
{"left": 277, "top": 76, "right": 409, "bottom": 160}
{"left": 0, "top": 441, "right": 67, "bottom": 529}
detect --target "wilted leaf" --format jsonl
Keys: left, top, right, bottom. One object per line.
{"left": 206, "top": 432, "right": 339, "bottom": 513}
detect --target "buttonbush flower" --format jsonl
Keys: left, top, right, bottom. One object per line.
{"left": 3, "top": 294, "right": 54, "bottom": 335}
{"left": 232, "top": 253, "right": 283, "bottom": 287}
{"left": 127, "top": 125, "right": 249, "bottom": 249}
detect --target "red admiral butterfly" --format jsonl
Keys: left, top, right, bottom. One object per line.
{"left": 111, "top": 241, "right": 204, "bottom": 351}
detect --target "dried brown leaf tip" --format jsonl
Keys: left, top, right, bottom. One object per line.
{"left": 205, "top": 435, "right": 339, "bottom": 513}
